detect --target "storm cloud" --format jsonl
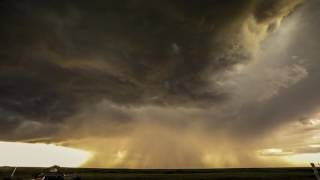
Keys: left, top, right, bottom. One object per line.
{"left": 2, "top": 0, "right": 320, "bottom": 168}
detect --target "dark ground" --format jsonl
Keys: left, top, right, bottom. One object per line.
{"left": 0, "top": 167, "right": 318, "bottom": 180}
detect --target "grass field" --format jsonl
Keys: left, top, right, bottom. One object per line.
{"left": 0, "top": 167, "right": 318, "bottom": 180}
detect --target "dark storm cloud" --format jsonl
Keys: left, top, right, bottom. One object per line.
{"left": 0, "top": 0, "right": 304, "bottom": 141}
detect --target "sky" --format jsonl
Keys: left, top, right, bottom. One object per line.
{"left": 1, "top": 0, "right": 320, "bottom": 168}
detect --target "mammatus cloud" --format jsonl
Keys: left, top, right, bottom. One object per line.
{"left": 2, "top": 0, "right": 320, "bottom": 168}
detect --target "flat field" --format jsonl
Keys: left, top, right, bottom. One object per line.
{"left": 0, "top": 167, "right": 318, "bottom": 180}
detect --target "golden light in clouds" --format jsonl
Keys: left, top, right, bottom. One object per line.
{"left": 0, "top": 141, "right": 92, "bottom": 167}
{"left": 285, "top": 153, "right": 320, "bottom": 166}
{"left": 258, "top": 148, "right": 320, "bottom": 167}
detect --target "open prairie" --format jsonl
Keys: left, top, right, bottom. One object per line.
{"left": 0, "top": 167, "right": 318, "bottom": 180}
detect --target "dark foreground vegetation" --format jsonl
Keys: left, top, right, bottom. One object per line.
{"left": 0, "top": 167, "right": 318, "bottom": 180}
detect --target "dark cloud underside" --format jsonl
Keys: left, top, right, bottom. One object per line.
{"left": 3, "top": 1, "right": 319, "bottom": 168}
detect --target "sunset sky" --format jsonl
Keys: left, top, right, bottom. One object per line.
{"left": 1, "top": 0, "right": 320, "bottom": 168}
